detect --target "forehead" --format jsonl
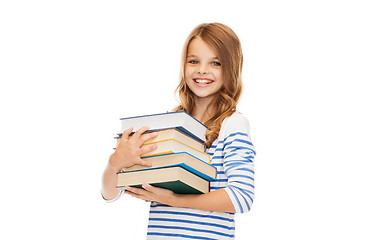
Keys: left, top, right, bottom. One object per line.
{"left": 187, "top": 37, "right": 218, "bottom": 58}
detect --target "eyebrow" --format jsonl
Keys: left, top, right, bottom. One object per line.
{"left": 187, "top": 55, "right": 219, "bottom": 60}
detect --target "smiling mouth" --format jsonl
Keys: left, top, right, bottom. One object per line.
{"left": 193, "top": 78, "right": 214, "bottom": 85}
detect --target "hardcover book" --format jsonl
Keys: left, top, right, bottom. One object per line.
{"left": 141, "top": 139, "right": 210, "bottom": 163}
{"left": 116, "top": 128, "right": 205, "bottom": 152}
{"left": 120, "top": 111, "right": 207, "bottom": 143}
{"left": 117, "top": 166, "right": 210, "bottom": 194}
{"left": 125, "top": 152, "right": 216, "bottom": 181}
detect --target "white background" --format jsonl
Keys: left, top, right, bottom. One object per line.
{"left": 1, "top": 0, "right": 369, "bottom": 239}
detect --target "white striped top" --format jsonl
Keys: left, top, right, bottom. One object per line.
{"left": 146, "top": 112, "right": 255, "bottom": 239}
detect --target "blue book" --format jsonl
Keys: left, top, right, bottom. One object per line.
{"left": 124, "top": 152, "right": 216, "bottom": 181}
{"left": 120, "top": 111, "right": 207, "bottom": 143}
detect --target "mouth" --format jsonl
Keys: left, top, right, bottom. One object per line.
{"left": 193, "top": 78, "right": 214, "bottom": 85}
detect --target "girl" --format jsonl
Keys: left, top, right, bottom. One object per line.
{"left": 101, "top": 22, "right": 256, "bottom": 239}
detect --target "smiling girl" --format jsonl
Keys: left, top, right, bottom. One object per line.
{"left": 102, "top": 23, "right": 256, "bottom": 239}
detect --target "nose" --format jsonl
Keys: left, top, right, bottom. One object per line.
{"left": 197, "top": 63, "right": 208, "bottom": 74}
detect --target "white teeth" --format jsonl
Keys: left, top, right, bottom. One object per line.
{"left": 195, "top": 79, "right": 212, "bottom": 84}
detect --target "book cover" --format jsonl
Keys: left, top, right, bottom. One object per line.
{"left": 116, "top": 128, "right": 206, "bottom": 152}
{"left": 119, "top": 111, "right": 207, "bottom": 143}
{"left": 116, "top": 166, "right": 210, "bottom": 194}
{"left": 118, "top": 181, "right": 205, "bottom": 194}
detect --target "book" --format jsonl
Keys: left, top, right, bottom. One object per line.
{"left": 140, "top": 139, "right": 210, "bottom": 163}
{"left": 116, "top": 128, "right": 205, "bottom": 152}
{"left": 125, "top": 152, "right": 216, "bottom": 181}
{"left": 116, "top": 166, "right": 210, "bottom": 194}
{"left": 120, "top": 111, "right": 207, "bottom": 143}
{"left": 115, "top": 111, "right": 212, "bottom": 195}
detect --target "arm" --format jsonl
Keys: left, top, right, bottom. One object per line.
{"left": 222, "top": 131, "right": 255, "bottom": 213}
{"left": 125, "top": 116, "right": 255, "bottom": 213}
{"left": 101, "top": 127, "right": 158, "bottom": 201}
{"left": 101, "top": 162, "right": 121, "bottom": 200}
{"left": 124, "top": 134, "right": 255, "bottom": 212}
{"left": 125, "top": 184, "right": 236, "bottom": 213}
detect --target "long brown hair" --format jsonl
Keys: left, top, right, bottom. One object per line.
{"left": 173, "top": 23, "right": 243, "bottom": 148}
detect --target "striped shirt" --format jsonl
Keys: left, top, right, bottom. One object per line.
{"left": 147, "top": 112, "right": 255, "bottom": 239}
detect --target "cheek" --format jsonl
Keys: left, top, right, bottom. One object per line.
{"left": 184, "top": 67, "right": 191, "bottom": 78}
{"left": 184, "top": 69, "right": 193, "bottom": 83}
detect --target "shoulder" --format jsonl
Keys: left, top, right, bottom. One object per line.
{"left": 219, "top": 111, "right": 251, "bottom": 139}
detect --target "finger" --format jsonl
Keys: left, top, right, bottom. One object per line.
{"left": 142, "top": 183, "right": 156, "bottom": 192}
{"left": 125, "top": 186, "right": 153, "bottom": 198}
{"left": 143, "top": 183, "right": 173, "bottom": 194}
{"left": 135, "top": 158, "right": 152, "bottom": 167}
{"left": 139, "top": 143, "right": 157, "bottom": 156}
{"left": 132, "top": 126, "right": 150, "bottom": 140}
{"left": 125, "top": 190, "right": 152, "bottom": 202}
{"left": 121, "top": 127, "right": 133, "bottom": 140}
{"left": 140, "top": 131, "right": 158, "bottom": 143}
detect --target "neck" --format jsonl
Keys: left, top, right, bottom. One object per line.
{"left": 192, "top": 97, "right": 214, "bottom": 124}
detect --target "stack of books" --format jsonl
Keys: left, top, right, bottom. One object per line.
{"left": 115, "top": 111, "right": 216, "bottom": 194}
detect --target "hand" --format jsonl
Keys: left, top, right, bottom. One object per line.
{"left": 108, "top": 126, "right": 158, "bottom": 172}
{"left": 124, "top": 184, "right": 178, "bottom": 206}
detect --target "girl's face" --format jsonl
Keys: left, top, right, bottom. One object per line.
{"left": 185, "top": 37, "right": 223, "bottom": 104}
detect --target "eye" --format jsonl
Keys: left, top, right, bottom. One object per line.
{"left": 189, "top": 60, "right": 198, "bottom": 64}
{"left": 211, "top": 61, "right": 221, "bottom": 66}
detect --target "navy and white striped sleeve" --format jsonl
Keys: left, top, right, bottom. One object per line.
{"left": 223, "top": 118, "right": 256, "bottom": 213}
